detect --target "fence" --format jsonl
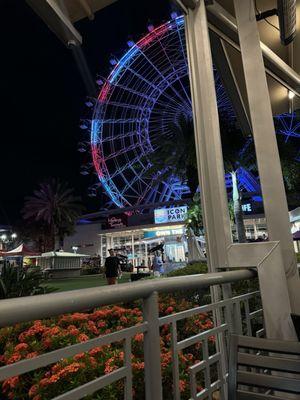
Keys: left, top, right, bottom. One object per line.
{"left": 0, "top": 269, "right": 263, "bottom": 400}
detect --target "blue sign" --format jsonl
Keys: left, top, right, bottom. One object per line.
{"left": 154, "top": 206, "right": 188, "bottom": 224}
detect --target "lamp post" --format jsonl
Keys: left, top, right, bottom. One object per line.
{"left": 0, "top": 233, "right": 18, "bottom": 251}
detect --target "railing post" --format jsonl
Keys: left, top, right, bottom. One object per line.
{"left": 143, "top": 291, "right": 163, "bottom": 400}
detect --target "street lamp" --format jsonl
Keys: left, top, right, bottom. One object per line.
{"left": 72, "top": 246, "right": 78, "bottom": 254}
{"left": 1, "top": 234, "right": 7, "bottom": 241}
{"left": 288, "top": 90, "right": 295, "bottom": 100}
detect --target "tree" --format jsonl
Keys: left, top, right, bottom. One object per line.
{"left": 22, "top": 179, "right": 83, "bottom": 250}
{"left": 186, "top": 193, "right": 204, "bottom": 236}
{"left": 220, "top": 120, "right": 255, "bottom": 243}
{"left": 143, "top": 115, "right": 199, "bottom": 196}
{"left": 145, "top": 110, "right": 253, "bottom": 242}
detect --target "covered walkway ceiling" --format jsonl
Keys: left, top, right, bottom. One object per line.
{"left": 26, "top": 0, "right": 300, "bottom": 115}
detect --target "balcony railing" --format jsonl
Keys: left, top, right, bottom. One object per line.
{"left": 0, "top": 269, "right": 262, "bottom": 400}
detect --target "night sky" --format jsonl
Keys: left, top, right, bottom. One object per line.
{"left": 0, "top": 0, "right": 173, "bottom": 224}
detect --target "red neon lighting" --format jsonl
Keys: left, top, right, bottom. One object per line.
{"left": 91, "top": 145, "right": 104, "bottom": 178}
{"left": 138, "top": 24, "right": 169, "bottom": 48}
{"left": 98, "top": 82, "right": 111, "bottom": 102}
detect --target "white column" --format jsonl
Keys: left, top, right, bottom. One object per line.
{"left": 233, "top": 0, "right": 300, "bottom": 312}
{"left": 185, "top": 1, "right": 232, "bottom": 272}
{"left": 131, "top": 233, "right": 135, "bottom": 267}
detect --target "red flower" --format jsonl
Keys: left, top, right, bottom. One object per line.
{"left": 165, "top": 306, "right": 174, "bottom": 314}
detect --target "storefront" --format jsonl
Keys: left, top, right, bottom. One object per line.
{"left": 99, "top": 223, "right": 187, "bottom": 268}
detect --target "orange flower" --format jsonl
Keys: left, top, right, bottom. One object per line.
{"left": 104, "top": 358, "right": 118, "bottom": 374}
{"left": 87, "top": 321, "right": 99, "bottom": 335}
{"left": 49, "top": 374, "right": 60, "bottom": 384}
{"left": 179, "top": 379, "right": 186, "bottom": 393}
{"left": 39, "top": 378, "right": 49, "bottom": 387}
{"left": 3, "top": 376, "right": 19, "bottom": 391}
{"left": 14, "top": 343, "right": 29, "bottom": 352}
{"left": 89, "top": 356, "right": 98, "bottom": 368}
{"left": 132, "top": 361, "right": 144, "bottom": 370}
{"left": 97, "top": 321, "right": 106, "bottom": 328}
{"left": 74, "top": 352, "right": 85, "bottom": 361}
{"left": 26, "top": 352, "right": 38, "bottom": 359}
{"left": 134, "top": 333, "right": 144, "bottom": 342}
{"left": 89, "top": 346, "right": 103, "bottom": 356}
{"left": 42, "top": 338, "right": 52, "bottom": 348}
{"left": 78, "top": 333, "right": 89, "bottom": 342}
{"left": 71, "top": 313, "right": 89, "bottom": 322}
{"left": 28, "top": 384, "right": 38, "bottom": 397}
{"left": 7, "top": 353, "right": 21, "bottom": 364}
{"left": 68, "top": 328, "right": 79, "bottom": 336}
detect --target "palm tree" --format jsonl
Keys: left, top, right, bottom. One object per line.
{"left": 143, "top": 114, "right": 199, "bottom": 196}
{"left": 145, "top": 111, "right": 253, "bottom": 242}
{"left": 22, "top": 179, "right": 84, "bottom": 250}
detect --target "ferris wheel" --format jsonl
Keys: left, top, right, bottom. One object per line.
{"left": 90, "top": 15, "right": 235, "bottom": 207}
{"left": 88, "top": 15, "right": 298, "bottom": 207}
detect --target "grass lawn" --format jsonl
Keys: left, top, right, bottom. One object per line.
{"left": 45, "top": 273, "right": 132, "bottom": 293}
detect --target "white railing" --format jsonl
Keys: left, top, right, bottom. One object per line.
{"left": 0, "top": 269, "right": 262, "bottom": 400}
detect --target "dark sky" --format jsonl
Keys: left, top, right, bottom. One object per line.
{"left": 0, "top": 0, "right": 173, "bottom": 224}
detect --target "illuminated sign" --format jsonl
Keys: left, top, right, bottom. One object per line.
{"left": 242, "top": 203, "right": 252, "bottom": 212}
{"left": 107, "top": 214, "right": 127, "bottom": 229}
{"left": 143, "top": 228, "right": 184, "bottom": 239}
{"left": 154, "top": 206, "right": 188, "bottom": 224}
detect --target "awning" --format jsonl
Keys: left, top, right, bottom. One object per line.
{"left": 0, "top": 243, "right": 40, "bottom": 257}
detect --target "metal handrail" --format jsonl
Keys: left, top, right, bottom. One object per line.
{"left": 0, "top": 269, "right": 256, "bottom": 328}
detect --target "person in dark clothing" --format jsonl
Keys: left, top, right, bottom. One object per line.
{"left": 105, "top": 249, "right": 121, "bottom": 285}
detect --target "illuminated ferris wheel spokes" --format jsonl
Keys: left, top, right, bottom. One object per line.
{"left": 90, "top": 16, "right": 241, "bottom": 207}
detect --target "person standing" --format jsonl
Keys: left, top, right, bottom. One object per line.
{"left": 105, "top": 249, "right": 121, "bottom": 285}
{"left": 152, "top": 252, "right": 163, "bottom": 277}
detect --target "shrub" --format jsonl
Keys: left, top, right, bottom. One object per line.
{"left": 0, "top": 295, "right": 214, "bottom": 400}
{"left": 0, "top": 265, "right": 56, "bottom": 299}
{"left": 167, "top": 262, "right": 207, "bottom": 277}
{"left": 80, "top": 263, "right": 104, "bottom": 275}
{"left": 296, "top": 252, "right": 300, "bottom": 264}
{"left": 167, "top": 263, "right": 209, "bottom": 305}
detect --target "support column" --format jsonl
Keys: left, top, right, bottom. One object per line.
{"left": 184, "top": 0, "right": 232, "bottom": 273}
{"left": 131, "top": 233, "right": 135, "bottom": 267}
{"left": 233, "top": 0, "right": 300, "bottom": 312}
